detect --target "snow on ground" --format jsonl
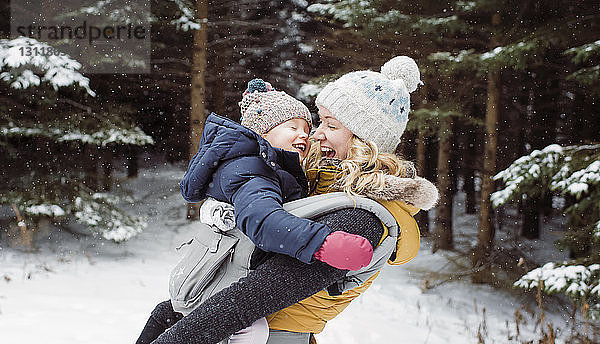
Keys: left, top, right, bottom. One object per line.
{"left": 0, "top": 165, "right": 572, "bottom": 344}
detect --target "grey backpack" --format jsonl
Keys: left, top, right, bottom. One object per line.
{"left": 169, "top": 192, "right": 399, "bottom": 315}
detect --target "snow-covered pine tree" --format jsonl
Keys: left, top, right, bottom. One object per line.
{"left": 418, "top": 2, "right": 600, "bottom": 250}
{"left": 565, "top": 40, "right": 600, "bottom": 94}
{"left": 0, "top": 37, "right": 153, "bottom": 243}
{"left": 165, "top": 0, "right": 321, "bottom": 117}
{"left": 301, "top": 2, "right": 600, "bottom": 292}
{"left": 493, "top": 143, "right": 600, "bottom": 318}
{"left": 51, "top": 0, "right": 153, "bottom": 73}
{"left": 303, "top": 0, "right": 485, "bottom": 253}
{"left": 162, "top": 0, "right": 331, "bottom": 219}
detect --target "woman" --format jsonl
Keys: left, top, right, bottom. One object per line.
{"left": 137, "top": 79, "right": 372, "bottom": 344}
{"left": 150, "top": 56, "right": 438, "bottom": 344}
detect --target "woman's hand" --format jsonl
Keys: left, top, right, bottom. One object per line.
{"left": 314, "top": 231, "right": 373, "bottom": 270}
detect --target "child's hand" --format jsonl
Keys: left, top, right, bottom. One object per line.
{"left": 314, "top": 231, "right": 373, "bottom": 270}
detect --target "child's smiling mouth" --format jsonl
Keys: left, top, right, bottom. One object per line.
{"left": 292, "top": 143, "right": 306, "bottom": 153}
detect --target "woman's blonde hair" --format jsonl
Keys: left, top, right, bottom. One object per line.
{"left": 305, "top": 136, "right": 416, "bottom": 196}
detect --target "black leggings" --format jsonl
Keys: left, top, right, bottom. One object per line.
{"left": 136, "top": 208, "right": 384, "bottom": 344}
{"left": 135, "top": 300, "right": 183, "bottom": 344}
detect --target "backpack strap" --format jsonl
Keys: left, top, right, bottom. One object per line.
{"left": 283, "top": 192, "right": 398, "bottom": 239}
{"left": 283, "top": 192, "right": 401, "bottom": 295}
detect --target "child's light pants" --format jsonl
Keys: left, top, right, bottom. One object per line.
{"left": 222, "top": 317, "right": 269, "bottom": 344}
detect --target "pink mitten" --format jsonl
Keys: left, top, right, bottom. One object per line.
{"left": 314, "top": 231, "right": 373, "bottom": 270}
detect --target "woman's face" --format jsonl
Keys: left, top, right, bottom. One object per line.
{"left": 263, "top": 118, "right": 311, "bottom": 162}
{"left": 312, "top": 106, "right": 354, "bottom": 160}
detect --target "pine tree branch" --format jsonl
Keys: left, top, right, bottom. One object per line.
{"left": 57, "top": 98, "right": 92, "bottom": 113}
{"left": 150, "top": 58, "right": 192, "bottom": 67}
{"left": 206, "top": 35, "right": 263, "bottom": 48}
{"left": 441, "top": 36, "right": 488, "bottom": 49}
{"left": 210, "top": 0, "right": 272, "bottom": 10}
{"left": 566, "top": 14, "right": 600, "bottom": 25}
{"left": 208, "top": 20, "right": 278, "bottom": 29}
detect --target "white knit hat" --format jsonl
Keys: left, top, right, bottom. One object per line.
{"left": 315, "top": 56, "right": 422, "bottom": 153}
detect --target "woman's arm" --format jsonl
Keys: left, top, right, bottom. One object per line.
{"left": 151, "top": 208, "right": 384, "bottom": 344}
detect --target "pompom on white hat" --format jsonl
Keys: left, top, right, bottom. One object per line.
{"left": 316, "top": 56, "right": 422, "bottom": 153}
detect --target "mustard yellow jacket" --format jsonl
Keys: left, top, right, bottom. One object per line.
{"left": 267, "top": 166, "right": 423, "bottom": 334}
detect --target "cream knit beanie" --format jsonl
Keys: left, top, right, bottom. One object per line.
{"left": 315, "top": 56, "right": 422, "bottom": 153}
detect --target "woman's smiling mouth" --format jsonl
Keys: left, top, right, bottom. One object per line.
{"left": 321, "top": 146, "right": 335, "bottom": 158}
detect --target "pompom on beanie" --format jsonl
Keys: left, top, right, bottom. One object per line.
{"left": 315, "top": 56, "right": 422, "bottom": 153}
{"left": 239, "top": 79, "right": 312, "bottom": 135}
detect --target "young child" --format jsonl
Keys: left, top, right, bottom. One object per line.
{"left": 136, "top": 79, "right": 373, "bottom": 344}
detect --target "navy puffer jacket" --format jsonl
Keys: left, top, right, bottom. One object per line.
{"left": 180, "top": 114, "right": 331, "bottom": 264}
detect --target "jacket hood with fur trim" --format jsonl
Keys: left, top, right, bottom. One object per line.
{"left": 313, "top": 158, "right": 438, "bottom": 210}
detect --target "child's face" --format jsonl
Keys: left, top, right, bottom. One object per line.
{"left": 263, "top": 118, "right": 311, "bottom": 162}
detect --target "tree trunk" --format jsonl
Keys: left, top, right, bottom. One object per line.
{"left": 101, "top": 147, "right": 114, "bottom": 192}
{"left": 187, "top": 1, "right": 209, "bottom": 221}
{"left": 126, "top": 146, "right": 139, "bottom": 178}
{"left": 521, "top": 197, "right": 540, "bottom": 239}
{"left": 463, "top": 163, "right": 476, "bottom": 214}
{"left": 415, "top": 129, "right": 429, "bottom": 234}
{"left": 83, "top": 145, "right": 99, "bottom": 191}
{"left": 472, "top": 68, "right": 500, "bottom": 281}
{"left": 519, "top": 64, "right": 559, "bottom": 238}
{"left": 463, "top": 124, "right": 477, "bottom": 214}
{"left": 213, "top": 53, "right": 226, "bottom": 116}
{"left": 433, "top": 115, "right": 454, "bottom": 252}
{"left": 472, "top": 13, "right": 502, "bottom": 282}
